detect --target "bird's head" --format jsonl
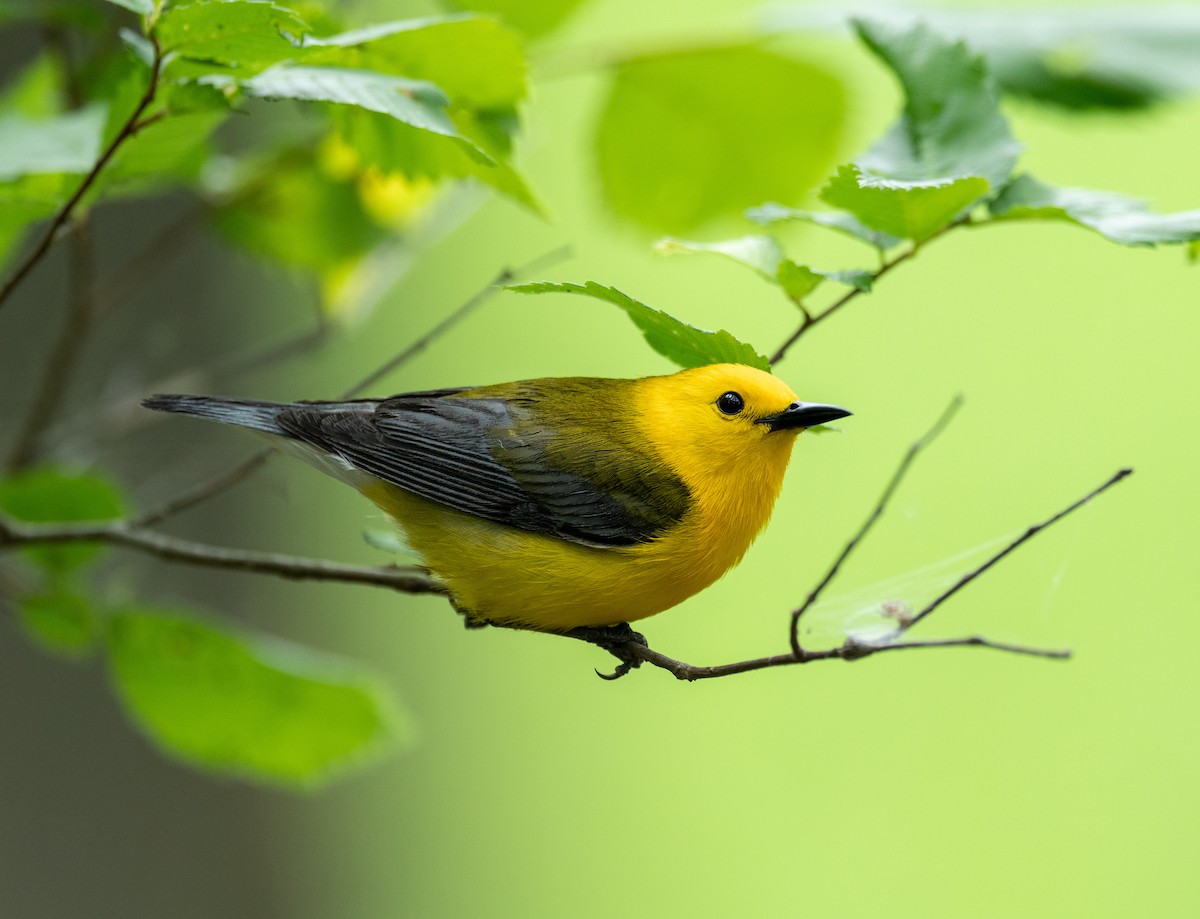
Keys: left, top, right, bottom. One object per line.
{"left": 635, "top": 363, "right": 851, "bottom": 483}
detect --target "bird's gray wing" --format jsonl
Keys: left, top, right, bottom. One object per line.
{"left": 275, "top": 395, "right": 689, "bottom": 547}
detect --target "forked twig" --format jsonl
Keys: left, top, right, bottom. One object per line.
{"left": 560, "top": 403, "right": 1131, "bottom": 681}
{"left": 133, "top": 245, "right": 574, "bottom": 525}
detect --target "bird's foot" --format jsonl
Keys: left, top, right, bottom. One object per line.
{"left": 562, "top": 623, "right": 649, "bottom": 681}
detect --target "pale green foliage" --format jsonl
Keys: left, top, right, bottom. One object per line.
{"left": 106, "top": 610, "right": 405, "bottom": 788}
{"left": 596, "top": 43, "right": 844, "bottom": 233}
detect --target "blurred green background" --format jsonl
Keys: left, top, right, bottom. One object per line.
{"left": 2, "top": 0, "right": 1198, "bottom": 916}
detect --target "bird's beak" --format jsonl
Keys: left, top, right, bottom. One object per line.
{"left": 758, "top": 401, "right": 852, "bottom": 432}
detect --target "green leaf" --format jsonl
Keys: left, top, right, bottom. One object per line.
{"left": 104, "top": 0, "right": 154, "bottom": 12}
{"left": 823, "top": 269, "right": 873, "bottom": 292}
{"left": 821, "top": 165, "right": 987, "bottom": 242}
{"left": 0, "top": 174, "right": 69, "bottom": 268}
{"left": 914, "top": 7, "right": 1200, "bottom": 112}
{"left": 439, "top": 0, "right": 586, "bottom": 39}
{"left": 655, "top": 235, "right": 785, "bottom": 281}
{"left": 106, "top": 609, "right": 406, "bottom": 788}
{"left": 303, "top": 15, "right": 527, "bottom": 110}
{"left": 0, "top": 52, "right": 67, "bottom": 118}
{"left": 746, "top": 202, "right": 903, "bottom": 250}
{"left": 596, "top": 43, "right": 845, "bottom": 233}
{"left": 990, "top": 174, "right": 1200, "bottom": 247}
{"left": 776, "top": 260, "right": 825, "bottom": 304}
{"left": 0, "top": 106, "right": 105, "bottom": 180}
{"left": 509, "top": 281, "right": 771, "bottom": 371}
{"left": 0, "top": 468, "right": 125, "bottom": 573}
{"left": 156, "top": 1, "right": 310, "bottom": 75}
{"left": 19, "top": 588, "right": 97, "bottom": 657}
{"left": 853, "top": 18, "right": 1020, "bottom": 189}
{"left": 209, "top": 145, "right": 391, "bottom": 309}
{"left": 98, "top": 111, "right": 226, "bottom": 197}
{"left": 330, "top": 105, "right": 541, "bottom": 213}
{"left": 232, "top": 65, "right": 467, "bottom": 144}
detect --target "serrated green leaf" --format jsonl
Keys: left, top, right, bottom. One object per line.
{"left": 821, "top": 165, "right": 987, "bottom": 242}
{"left": 0, "top": 106, "right": 104, "bottom": 180}
{"left": 597, "top": 43, "right": 844, "bottom": 233}
{"left": 776, "top": 260, "right": 825, "bottom": 304}
{"left": 0, "top": 468, "right": 125, "bottom": 573}
{"left": 509, "top": 281, "right": 771, "bottom": 371}
{"left": 853, "top": 18, "right": 1020, "bottom": 190}
{"left": 655, "top": 235, "right": 785, "bottom": 281}
{"left": 232, "top": 65, "right": 468, "bottom": 145}
{"left": 19, "top": 588, "right": 97, "bottom": 657}
{"left": 746, "top": 202, "right": 903, "bottom": 250}
{"left": 106, "top": 609, "right": 406, "bottom": 788}
{"left": 990, "top": 174, "right": 1200, "bottom": 246}
{"left": 157, "top": 1, "right": 310, "bottom": 75}
{"left": 304, "top": 15, "right": 527, "bottom": 110}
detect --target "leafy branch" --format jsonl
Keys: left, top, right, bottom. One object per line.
{"left": 0, "top": 37, "right": 163, "bottom": 313}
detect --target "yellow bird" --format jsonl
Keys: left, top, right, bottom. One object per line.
{"left": 144, "top": 363, "right": 849, "bottom": 633}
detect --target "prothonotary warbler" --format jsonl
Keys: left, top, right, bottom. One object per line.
{"left": 144, "top": 363, "right": 850, "bottom": 632}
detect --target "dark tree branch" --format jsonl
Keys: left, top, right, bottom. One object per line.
{"left": 0, "top": 38, "right": 163, "bottom": 313}
{"left": 0, "top": 514, "right": 444, "bottom": 595}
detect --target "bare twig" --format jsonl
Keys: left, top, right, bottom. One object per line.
{"left": 136, "top": 245, "right": 574, "bottom": 526}
{"left": 559, "top": 466, "right": 1128, "bottom": 682}
{"left": 345, "top": 243, "right": 572, "bottom": 397}
{"left": 0, "top": 514, "right": 444, "bottom": 595}
{"left": 0, "top": 38, "right": 163, "bottom": 313}
{"left": 7, "top": 226, "right": 97, "bottom": 472}
{"left": 132, "top": 449, "right": 274, "bottom": 529}
{"left": 903, "top": 467, "right": 1134, "bottom": 631}
{"left": 789, "top": 395, "right": 962, "bottom": 656}
{"left": 769, "top": 217, "right": 971, "bottom": 366}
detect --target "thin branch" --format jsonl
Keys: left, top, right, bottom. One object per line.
{"left": 132, "top": 449, "right": 274, "bottom": 529}
{"left": 769, "top": 217, "right": 972, "bottom": 366}
{"left": 903, "top": 467, "right": 1134, "bottom": 631}
{"left": 0, "top": 514, "right": 444, "bottom": 595}
{"left": 0, "top": 38, "right": 163, "bottom": 313}
{"left": 788, "top": 395, "right": 962, "bottom": 656}
{"left": 557, "top": 467, "right": 1128, "bottom": 682}
{"left": 619, "top": 634, "right": 1070, "bottom": 682}
{"left": 344, "top": 243, "right": 573, "bottom": 397}
{"left": 7, "top": 225, "right": 97, "bottom": 472}
{"left": 135, "top": 245, "right": 574, "bottom": 526}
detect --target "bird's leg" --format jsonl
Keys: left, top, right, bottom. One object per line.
{"left": 561, "top": 623, "right": 649, "bottom": 681}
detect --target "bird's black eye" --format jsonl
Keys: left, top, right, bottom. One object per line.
{"left": 716, "top": 391, "right": 745, "bottom": 416}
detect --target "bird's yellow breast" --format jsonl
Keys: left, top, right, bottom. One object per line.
{"left": 359, "top": 371, "right": 801, "bottom": 630}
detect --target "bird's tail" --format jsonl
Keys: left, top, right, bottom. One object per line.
{"left": 142, "top": 394, "right": 290, "bottom": 435}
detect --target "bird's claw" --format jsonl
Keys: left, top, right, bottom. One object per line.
{"left": 564, "top": 623, "right": 648, "bottom": 681}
